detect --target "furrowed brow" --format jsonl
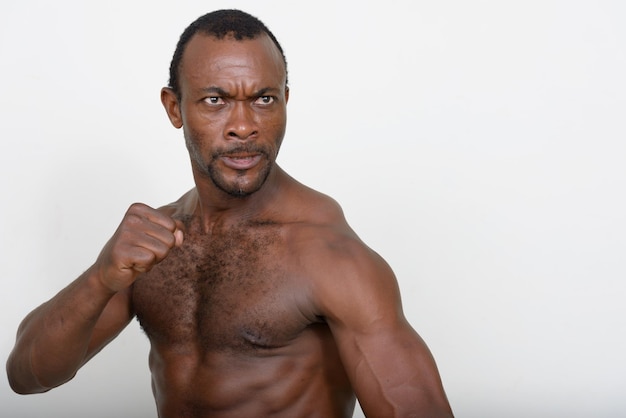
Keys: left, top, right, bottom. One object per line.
{"left": 254, "top": 87, "right": 279, "bottom": 97}
{"left": 200, "top": 86, "right": 280, "bottom": 99}
{"left": 201, "top": 86, "right": 230, "bottom": 96}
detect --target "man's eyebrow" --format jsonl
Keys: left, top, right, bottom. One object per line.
{"left": 200, "top": 86, "right": 280, "bottom": 98}
{"left": 201, "top": 86, "right": 230, "bottom": 96}
{"left": 254, "top": 87, "right": 280, "bottom": 96}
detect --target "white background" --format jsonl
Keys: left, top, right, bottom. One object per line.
{"left": 1, "top": 1, "right": 625, "bottom": 417}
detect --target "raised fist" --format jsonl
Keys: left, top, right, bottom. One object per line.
{"left": 94, "top": 203, "right": 184, "bottom": 292}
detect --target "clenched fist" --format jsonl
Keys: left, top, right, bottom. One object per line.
{"left": 94, "top": 203, "right": 184, "bottom": 292}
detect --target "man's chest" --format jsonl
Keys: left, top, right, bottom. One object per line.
{"left": 131, "top": 225, "right": 313, "bottom": 352}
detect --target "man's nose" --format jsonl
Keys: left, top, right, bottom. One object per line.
{"left": 225, "top": 102, "right": 258, "bottom": 140}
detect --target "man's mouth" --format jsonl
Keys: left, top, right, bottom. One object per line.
{"left": 220, "top": 154, "right": 263, "bottom": 170}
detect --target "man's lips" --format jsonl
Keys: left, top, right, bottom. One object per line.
{"left": 220, "top": 153, "right": 263, "bottom": 170}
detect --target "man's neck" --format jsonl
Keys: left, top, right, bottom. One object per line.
{"left": 191, "top": 165, "right": 285, "bottom": 232}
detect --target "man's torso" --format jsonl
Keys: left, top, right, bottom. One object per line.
{"left": 132, "top": 209, "right": 355, "bottom": 417}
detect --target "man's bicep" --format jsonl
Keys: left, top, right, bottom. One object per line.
{"left": 336, "top": 321, "right": 452, "bottom": 416}
{"left": 347, "top": 324, "right": 447, "bottom": 416}
{"left": 316, "top": 247, "right": 452, "bottom": 416}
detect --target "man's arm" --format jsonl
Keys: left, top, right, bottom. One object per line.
{"left": 315, "top": 238, "right": 453, "bottom": 417}
{"left": 6, "top": 203, "right": 184, "bottom": 394}
{"left": 6, "top": 272, "right": 132, "bottom": 394}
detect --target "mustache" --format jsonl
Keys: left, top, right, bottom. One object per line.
{"left": 213, "top": 145, "right": 270, "bottom": 158}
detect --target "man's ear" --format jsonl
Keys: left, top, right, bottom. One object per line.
{"left": 285, "top": 86, "right": 289, "bottom": 104}
{"left": 161, "top": 87, "right": 183, "bottom": 128}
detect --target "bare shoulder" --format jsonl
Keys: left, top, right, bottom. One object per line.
{"left": 157, "top": 188, "right": 198, "bottom": 219}
{"left": 282, "top": 182, "right": 400, "bottom": 323}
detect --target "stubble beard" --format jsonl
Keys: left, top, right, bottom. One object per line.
{"left": 186, "top": 137, "right": 274, "bottom": 198}
{"left": 207, "top": 152, "right": 273, "bottom": 198}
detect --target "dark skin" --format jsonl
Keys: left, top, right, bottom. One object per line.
{"left": 7, "top": 33, "right": 453, "bottom": 417}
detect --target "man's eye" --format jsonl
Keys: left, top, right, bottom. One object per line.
{"left": 205, "top": 97, "right": 224, "bottom": 105}
{"left": 255, "top": 96, "right": 274, "bottom": 105}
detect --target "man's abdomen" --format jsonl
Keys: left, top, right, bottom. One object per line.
{"left": 147, "top": 328, "right": 355, "bottom": 417}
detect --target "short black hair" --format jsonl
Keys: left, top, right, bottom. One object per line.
{"left": 168, "top": 9, "right": 288, "bottom": 99}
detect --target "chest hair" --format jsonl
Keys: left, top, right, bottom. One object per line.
{"left": 132, "top": 220, "right": 304, "bottom": 351}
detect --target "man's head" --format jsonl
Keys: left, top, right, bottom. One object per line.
{"left": 168, "top": 9, "right": 288, "bottom": 101}
{"left": 161, "top": 10, "right": 289, "bottom": 199}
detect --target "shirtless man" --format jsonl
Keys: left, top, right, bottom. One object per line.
{"left": 7, "top": 9, "right": 453, "bottom": 417}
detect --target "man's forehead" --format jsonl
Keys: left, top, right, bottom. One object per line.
{"left": 179, "top": 33, "right": 286, "bottom": 85}
{"left": 182, "top": 32, "right": 281, "bottom": 65}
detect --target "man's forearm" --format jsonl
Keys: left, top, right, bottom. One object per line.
{"left": 6, "top": 267, "right": 116, "bottom": 393}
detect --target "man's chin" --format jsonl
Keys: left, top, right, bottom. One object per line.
{"left": 225, "top": 187, "right": 255, "bottom": 198}
{"left": 207, "top": 160, "right": 273, "bottom": 198}
{"left": 213, "top": 176, "right": 267, "bottom": 198}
